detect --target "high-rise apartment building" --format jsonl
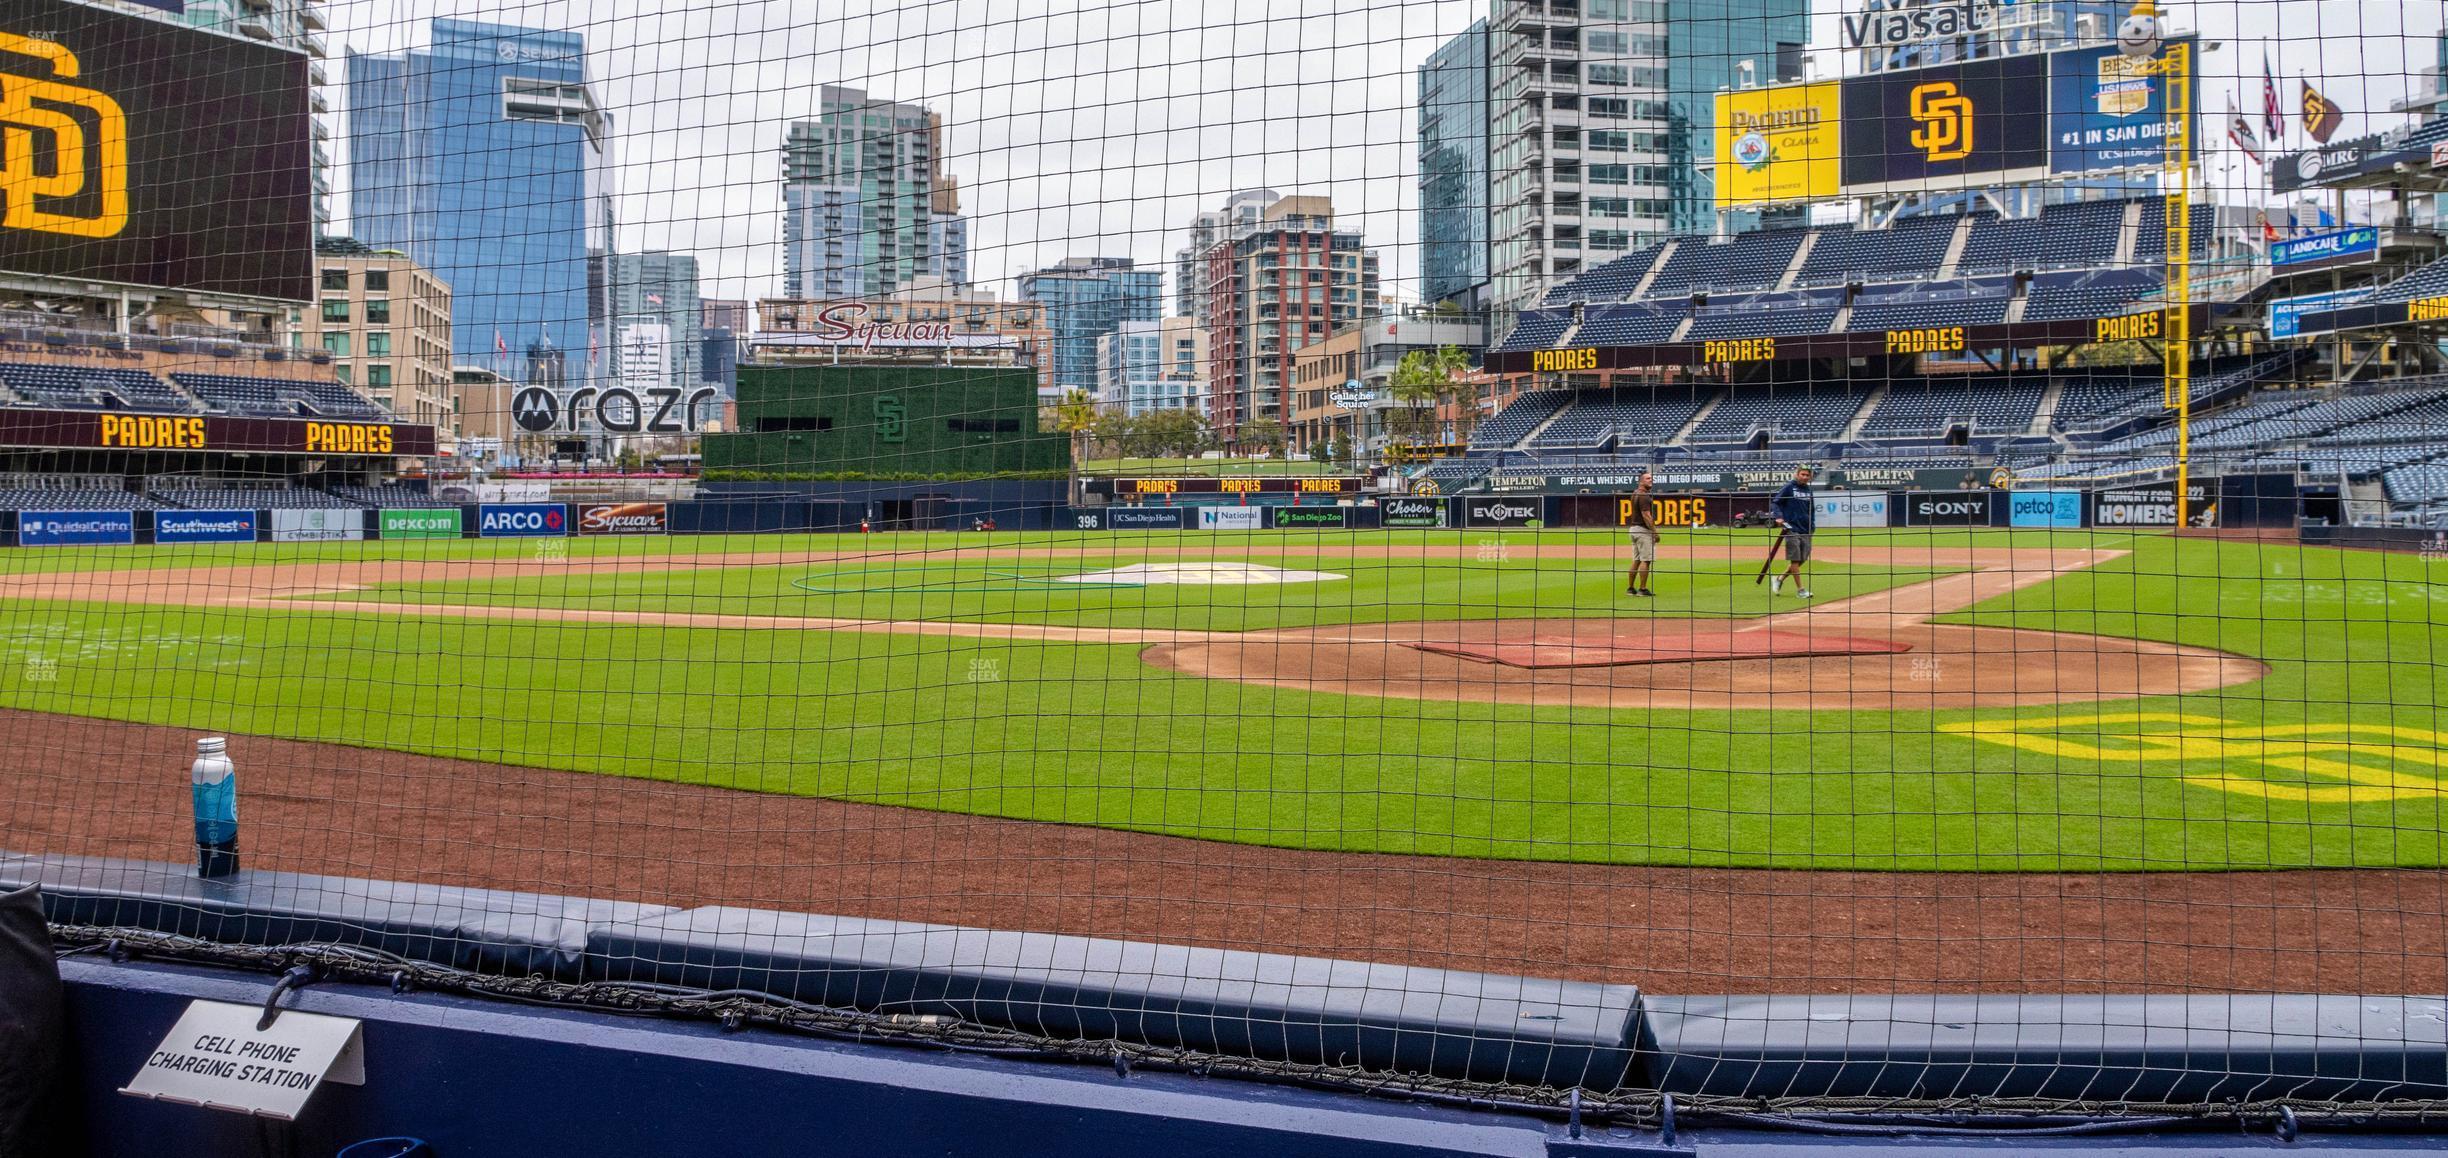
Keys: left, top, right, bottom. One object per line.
{"left": 1420, "top": 21, "right": 1492, "bottom": 310}
{"left": 1172, "top": 189, "right": 1281, "bottom": 319}
{"left": 1095, "top": 318, "right": 1207, "bottom": 417}
{"left": 1194, "top": 195, "right": 1382, "bottom": 444}
{"left": 348, "top": 20, "right": 613, "bottom": 383}
{"left": 308, "top": 238, "right": 454, "bottom": 433}
{"left": 781, "top": 87, "right": 970, "bottom": 299}
{"left": 1016, "top": 258, "right": 1165, "bottom": 392}
{"left": 1481, "top": 0, "right": 1806, "bottom": 312}
{"left": 608, "top": 251, "right": 704, "bottom": 395}
{"left": 167, "top": 0, "right": 334, "bottom": 231}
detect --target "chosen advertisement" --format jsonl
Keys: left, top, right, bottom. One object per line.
{"left": 1841, "top": 54, "right": 2050, "bottom": 195}
{"left": 1266, "top": 507, "right": 1349, "bottom": 530}
{"left": 379, "top": 508, "right": 464, "bottom": 540}
{"left": 1105, "top": 507, "right": 1188, "bottom": 530}
{"left": 1195, "top": 507, "right": 1262, "bottom": 531}
{"left": 0, "top": 0, "right": 313, "bottom": 301}
{"left": 1378, "top": 496, "right": 1447, "bottom": 528}
{"left": 2006, "top": 490, "right": 2083, "bottom": 528}
{"left": 1903, "top": 491, "right": 1993, "bottom": 526}
{"left": 577, "top": 502, "right": 668, "bottom": 535}
{"left": 1715, "top": 81, "right": 1843, "bottom": 208}
{"left": 2046, "top": 40, "right": 2195, "bottom": 175}
{"left": 1463, "top": 498, "right": 1543, "bottom": 529}
{"left": 1812, "top": 492, "right": 1891, "bottom": 528}
{"left": 269, "top": 509, "right": 362, "bottom": 542}
{"left": 478, "top": 503, "right": 568, "bottom": 537}
{"left": 17, "top": 510, "right": 133, "bottom": 546}
{"left": 153, "top": 509, "right": 256, "bottom": 544}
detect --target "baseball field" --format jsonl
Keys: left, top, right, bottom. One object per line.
{"left": 0, "top": 525, "right": 2439, "bottom": 879}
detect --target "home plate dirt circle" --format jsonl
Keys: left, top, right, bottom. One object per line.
{"left": 1143, "top": 617, "right": 2265, "bottom": 711}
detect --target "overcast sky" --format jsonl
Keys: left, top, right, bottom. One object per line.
{"left": 323, "top": 0, "right": 2445, "bottom": 306}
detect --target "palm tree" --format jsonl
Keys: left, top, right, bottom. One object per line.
{"left": 1053, "top": 388, "right": 1101, "bottom": 505}
{"left": 1385, "top": 345, "right": 1475, "bottom": 455}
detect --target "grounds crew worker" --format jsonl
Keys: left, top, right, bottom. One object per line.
{"left": 1770, "top": 465, "right": 1816, "bottom": 600}
{"left": 1625, "top": 471, "right": 1659, "bottom": 597}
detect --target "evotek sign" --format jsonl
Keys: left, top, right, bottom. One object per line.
{"left": 1464, "top": 499, "right": 1541, "bottom": 528}
{"left": 477, "top": 503, "right": 567, "bottom": 537}
{"left": 1840, "top": 0, "right": 2000, "bottom": 50}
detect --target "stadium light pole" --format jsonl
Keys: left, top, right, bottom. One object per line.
{"left": 2120, "top": 0, "right": 2194, "bottom": 525}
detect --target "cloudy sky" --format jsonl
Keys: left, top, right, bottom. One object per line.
{"left": 323, "top": 0, "right": 2445, "bottom": 306}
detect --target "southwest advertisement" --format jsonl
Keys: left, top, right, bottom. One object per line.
{"left": 1715, "top": 81, "right": 1842, "bottom": 208}
{"left": 153, "top": 509, "right": 256, "bottom": 544}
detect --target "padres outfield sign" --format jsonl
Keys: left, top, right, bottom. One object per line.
{"left": 0, "top": 407, "right": 436, "bottom": 456}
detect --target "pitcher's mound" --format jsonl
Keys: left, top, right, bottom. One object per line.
{"left": 1059, "top": 562, "right": 1346, "bottom": 585}
{"left": 1409, "top": 626, "right": 1911, "bottom": 669}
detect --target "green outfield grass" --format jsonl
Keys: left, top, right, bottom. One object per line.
{"left": 1, "top": 528, "right": 2442, "bottom": 870}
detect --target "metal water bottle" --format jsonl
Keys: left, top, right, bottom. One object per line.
{"left": 191, "top": 737, "right": 238, "bottom": 878}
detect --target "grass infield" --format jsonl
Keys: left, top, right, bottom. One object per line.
{"left": 0, "top": 528, "right": 2440, "bottom": 871}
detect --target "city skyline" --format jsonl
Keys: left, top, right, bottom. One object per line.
{"left": 319, "top": 0, "right": 2443, "bottom": 309}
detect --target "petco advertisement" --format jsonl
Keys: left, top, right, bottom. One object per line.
{"left": 577, "top": 503, "right": 668, "bottom": 535}
{"left": 17, "top": 511, "right": 134, "bottom": 546}
{"left": 2008, "top": 491, "right": 2083, "bottom": 527}
{"left": 1196, "top": 507, "right": 1262, "bottom": 530}
{"left": 153, "top": 510, "right": 257, "bottom": 544}
{"left": 1813, "top": 492, "right": 1890, "bottom": 528}
{"left": 479, "top": 504, "right": 568, "bottom": 537}
{"left": 269, "top": 509, "right": 362, "bottom": 542}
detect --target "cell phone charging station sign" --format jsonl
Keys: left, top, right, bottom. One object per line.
{"left": 121, "top": 999, "right": 365, "bottom": 1120}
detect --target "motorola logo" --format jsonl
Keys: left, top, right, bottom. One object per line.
{"left": 511, "top": 387, "right": 560, "bottom": 433}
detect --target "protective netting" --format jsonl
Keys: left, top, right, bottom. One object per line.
{"left": 1, "top": 0, "right": 2446, "bottom": 1118}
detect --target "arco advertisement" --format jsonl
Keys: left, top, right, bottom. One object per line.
{"left": 478, "top": 503, "right": 568, "bottom": 537}
{"left": 380, "top": 509, "right": 464, "bottom": 540}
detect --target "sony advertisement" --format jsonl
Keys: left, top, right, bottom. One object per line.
{"left": 1903, "top": 491, "right": 1994, "bottom": 527}
{"left": 0, "top": 0, "right": 312, "bottom": 301}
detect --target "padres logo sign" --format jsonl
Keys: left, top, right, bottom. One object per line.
{"left": 1941, "top": 713, "right": 2448, "bottom": 803}
{"left": 1908, "top": 81, "right": 1974, "bottom": 162}
{"left": 0, "top": 33, "right": 129, "bottom": 239}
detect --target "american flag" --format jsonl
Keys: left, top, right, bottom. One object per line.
{"left": 2262, "top": 53, "right": 2283, "bottom": 141}
{"left": 645, "top": 292, "right": 664, "bottom": 306}
{"left": 494, "top": 328, "right": 507, "bottom": 357}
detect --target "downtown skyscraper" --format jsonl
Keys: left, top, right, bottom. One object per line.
{"left": 781, "top": 86, "right": 971, "bottom": 299}
{"left": 348, "top": 19, "right": 614, "bottom": 382}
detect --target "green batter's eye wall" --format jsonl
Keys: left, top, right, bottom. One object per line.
{"left": 703, "top": 365, "right": 1072, "bottom": 479}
